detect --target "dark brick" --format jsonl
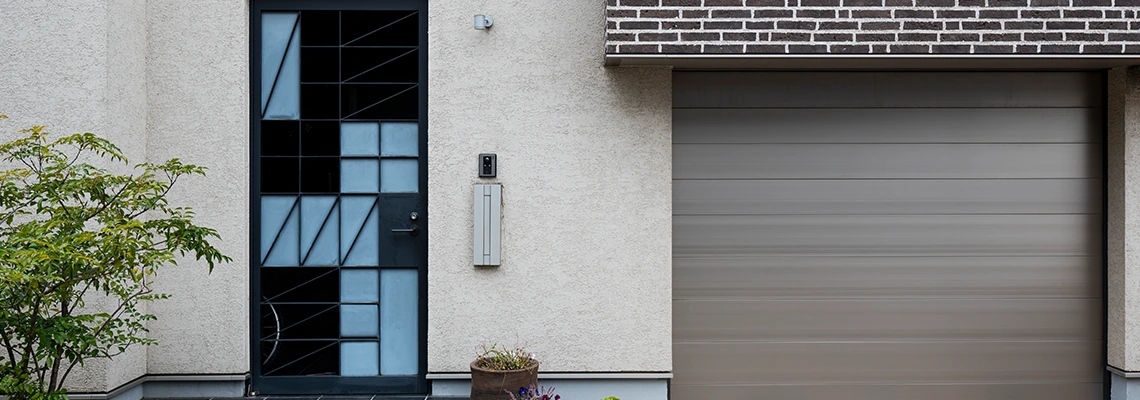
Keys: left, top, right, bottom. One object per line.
{"left": 606, "top": 44, "right": 617, "bottom": 53}
{"left": 746, "top": 44, "right": 786, "bottom": 53}
{"left": 1086, "top": 45, "right": 1125, "bottom": 53}
{"left": 962, "top": 21, "right": 1001, "bottom": 30}
{"left": 1134, "top": 21, "right": 1140, "bottom": 30}
{"left": 1073, "top": 0, "right": 1110, "bottom": 4}
{"left": 975, "top": 45, "right": 1015, "bottom": 53}
{"left": 607, "top": 21, "right": 617, "bottom": 29}
{"left": 1110, "top": 33, "right": 1140, "bottom": 41}
{"left": 861, "top": 21, "right": 900, "bottom": 30}
{"left": 772, "top": 32, "right": 812, "bottom": 41}
{"left": 1040, "top": 44, "right": 1080, "bottom": 53}
{"left": 1062, "top": 9, "right": 1101, "bottom": 18}
{"left": 983, "top": 33, "right": 1021, "bottom": 41}
{"left": 607, "top": 33, "right": 636, "bottom": 41}
{"left": 1117, "top": 0, "right": 1140, "bottom": 5}
{"left": 857, "top": 33, "right": 896, "bottom": 41}
{"left": 941, "top": 33, "right": 980, "bottom": 41}
{"left": 903, "top": 21, "right": 941, "bottom": 30}
{"left": 712, "top": 9, "right": 751, "bottom": 18}
{"left": 798, "top": 9, "right": 838, "bottom": 18}
{"left": 1021, "top": 10, "right": 1061, "bottom": 18}
{"left": 814, "top": 33, "right": 855, "bottom": 41}
{"left": 944, "top": 21, "right": 961, "bottom": 30}
{"left": 1047, "top": 21, "right": 1086, "bottom": 29}
{"left": 988, "top": 0, "right": 1027, "bottom": 5}
{"left": 682, "top": 9, "right": 709, "bottom": 18}
{"left": 619, "top": 21, "right": 659, "bottom": 29}
{"left": 705, "top": 44, "right": 745, "bottom": 53}
{"left": 1015, "top": 44, "right": 1038, "bottom": 53}
{"left": 895, "top": 9, "right": 934, "bottom": 18}
{"left": 899, "top": 33, "right": 938, "bottom": 41}
{"left": 618, "top": 44, "right": 659, "bottom": 53}
{"left": 746, "top": 0, "right": 784, "bottom": 4}
{"left": 746, "top": 21, "right": 776, "bottom": 29}
{"left": 959, "top": 0, "right": 985, "bottom": 4}
{"left": 704, "top": 21, "right": 743, "bottom": 29}
{"left": 608, "top": 0, "right": 617, "bottom": 5}
{"left": 789, "top": 44, "right": 829, "bottom": 53}
{"left": 1106, "top": 10, "right": 1123, "bottom": 18}
{"left": 1030, "top": 0, "right": 1068, "bottom": 4}
{"left": 890, "top": 44, "right": 930, "bottom": 53}
{"left": 1004, "top": 21, "right": 1043, "bottom": 29}
{"left": 641, "top": 9, "right": 680, "bottom": 18}
{"left": 1063, "top": 32, "right": 1101, "bottom": 41}
{"left": 871, "top": 44, "right": 890, "bottom": 53}
{"left": 852, "top": 10, "right": 893, "bottom": 18}
{"left": 933, "top": 44, "right": 972, "bottom": 53}
{"left": 663, "top": 21, "right": 701, "bottom": 29}
{"left": 800, "top": 0, "right": 842, "bottom": 5}
{"left": 607, "top": 9, "right": 637, "bottom": 18}
{"left": 1091, "top": 21, "right": 1128, "bottom": 30}
{"left": 832, "top": 44, "right": 871, "bottom": 53}
{"left": 754, "top": 9, "right": 794, "bottom": 17}
{"left": 662, "top": 0, "right": 701, "bottom": 4}
{"left": 1127, "top": 45, "right": 1140, "bottom": 54}
{"left": 820, "top": 21, "right": 859, "bottom": 29}
{"left": 939, "top": 10, "right": 978, "bottom": 18}
{"left": 723, "top": 32, "right": 759, "bottom": 40}
{"left": 704, "top": 0, "right": 744, "bottom": 4}
{"left": 638, "top": 32, "right": 679, "bottom": 41}
{"left": 842, "top": 0, "right": 883, "bottom": 4}
{"left": 885, "top": 0, "right": 914, "bottom": 5}
{"left": 619, "top": 0, "right": 659, "bottom": 5}
{"left": 679, "top": 31, "right": 720, "bottom": 40}
{"left": 777, "top": 21, "right": 817, "bottom": 29}
{"left": 979, "top": 10, "right": 1017, "bottom": 18}
{"left": 1024, "top": 32, "right": 1063, "bottom": 41}
{"left": 661, "top": 44, "right": 702, "bottom": 53}
{"left": 917, "top": 0, "right": 956, "bottom": 5}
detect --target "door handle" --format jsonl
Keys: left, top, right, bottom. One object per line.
{"left": 392, "top": 225, "right": 419, "bottom": 236}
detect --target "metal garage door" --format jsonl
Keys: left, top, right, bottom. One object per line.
{"left": 672, "top": 72, "right": 1104, "bottom": 400}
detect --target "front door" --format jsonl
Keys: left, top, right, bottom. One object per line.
{"left": 250, "top": 0, "right": 427, "bottom": 394}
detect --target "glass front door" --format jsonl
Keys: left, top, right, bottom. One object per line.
{"left": 251, "top": 0, "right": 427, "bottom": 394}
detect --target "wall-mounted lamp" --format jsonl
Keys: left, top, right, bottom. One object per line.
{"left": 474, "top": 15, "right": 493, "bottom": 30}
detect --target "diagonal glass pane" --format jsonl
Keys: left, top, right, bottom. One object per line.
{"left": 261, "top": 12, "right": 298, "bottom": 113}
{"left": 264, "top": 18, "right": 302, "bottom": 120}
{"left": 301, "top": 196, "right": 338, "bottom": 266}
{"left": 340, "top": 196, "right": 379, "bottom": 266}
{"left": 262, "top": 196, "right": 299, "bottom": 265}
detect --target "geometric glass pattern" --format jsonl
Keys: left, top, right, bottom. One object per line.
{"left": 257, "top": 8, "right": 422, "bottom": 381}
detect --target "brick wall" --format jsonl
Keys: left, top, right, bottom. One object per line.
{"left": 605, "top": 0, "right": 1140, "bottom": 54}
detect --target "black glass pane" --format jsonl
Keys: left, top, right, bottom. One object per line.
{"left": 300, "top": 11, "right": 339, "bottom": 46}
{"left": 262, "top": 340, "right": 339, "bottom": 376}
{"left": 347, "top": 86, "right": 418, "bottom": 120}
{"left": 261, "top": 267, "right": 338, "bottom": 303}
{"left": 261, "top": 120, "right": 299, "bottom": 156}
{"left": 262, "top": 158, "right": 299, "bottom": 192}
{"left": 260, "top": 304, "right": 339, "bottom": 341}
{"left": 342, "top": 11, "right": 417, "bottom": 46}
{"left": 341, "top": 84, "right": 416, "bottom": 119}
{"left": 342, "top": 48, "right": 418, "bottom": 83}
{"left": 301, "top": 121, "right": 340, "bottom": 156}
{"left": 301, "top": 84, "right": 339, "bottom": 119}
{"left": 301, "top": 157, "right": 339, "bottom": 193}
{"left": 301, "top": 47, "right": 339, "bottom": 83}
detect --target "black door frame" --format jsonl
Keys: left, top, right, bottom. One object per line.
{"left": 248, "top": 0, "right": 429, "bottom": 394}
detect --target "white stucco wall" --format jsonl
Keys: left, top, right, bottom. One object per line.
{"left": 427, "top": 1, "right": 674, "bottom": 372}
{"left": 1109, "top": 67, "right": 1140, "bottom": 370}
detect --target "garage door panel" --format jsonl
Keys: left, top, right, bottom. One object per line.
{"left": 673, "top": 72, "right": 1103, "bottom": 108}
{"left": 673, "top": 341, "right": 1103, "bottom": 385}
{"left": 674, "top": 109, "right": 1102, "bottom": 144}
{"left": 673, "top": 256, "right": 1103, "bottom": 299}
{"left": 670, "top": 383, "right": 1103, "bottom": 400}
{"left": 674, "top": 143, "right": 1101, "bottom": 180}
{"left": 674, "top": 299, "right": 1101, "bottom": 342}
{"left": 675, "top": 215, "right": 1100, "bottom": 257}
{"left": 674, "top": 179, "right": 1102, "bottom": 215}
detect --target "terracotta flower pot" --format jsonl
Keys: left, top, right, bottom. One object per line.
{"left": 469, "top": 360, "right": 539, "bottom": 400}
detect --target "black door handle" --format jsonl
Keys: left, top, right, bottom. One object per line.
{"left": 391, "top": 225, "right": 419, "bottom": 236}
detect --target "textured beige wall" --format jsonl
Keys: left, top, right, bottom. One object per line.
{"left": 427, "top": 1, "right": 674, "bottom": 372}
{"left": 1109, "top": 67, "right": 1140, "bottom": 370}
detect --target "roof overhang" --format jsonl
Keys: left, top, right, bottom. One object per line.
{"left": 605, "top": 54, "right": 1140, "bottom": 70}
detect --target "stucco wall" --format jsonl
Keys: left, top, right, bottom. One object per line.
{"left": 427, "top": 1, "right": 674, "bottom": 372}
{"left": 1109, "top": 66, "right": 1140, "bottom": 370}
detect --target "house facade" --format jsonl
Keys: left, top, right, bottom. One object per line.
{"left": 2, "top": 0, "right": 1140, "bottom": 399}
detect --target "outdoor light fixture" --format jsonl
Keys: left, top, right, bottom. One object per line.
{"left": 474, "top": 14, "right": 493, "bottom": 30}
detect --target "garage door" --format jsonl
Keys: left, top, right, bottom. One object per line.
{"left": 672, "top": 72, "right": 1104, "bottom": 400}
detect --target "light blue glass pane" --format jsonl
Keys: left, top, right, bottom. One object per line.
{"left": 380, "top": 159, "right": 418, "bottom": 193}
{"left": 341, "top": 269, "right": 379, "bottom": 303}
{"left": 300, "top": 196, "right": 338, "bottom": 266}
{"left": 380, "top": 123, "right": 418, "bottom": 157}
{"left": 262, "top": 13, "right": 300, "bottom": 119}
{"left": 341, "top": 342, "right": 379, "bottom": 376}
{"left": 340, "top": 305, "right": 379, "bottom": 338}
{"left": 261, "top": 196, "right": 299, "bottom": 266}
{"left": 341, "top": 196, "right": 379, "bottom": 266}
{"left": 341, "top": 123, "right": 379, "bottom": 156}
{"left": 381, "top": 269, "right": 418, "bottom": 375}
{"left": 341, "top": 160, "right": 379, "bottom": 193}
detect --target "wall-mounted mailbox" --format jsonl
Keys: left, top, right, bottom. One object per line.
{"left": 474, "top": 184, "right": 501, "bottom": 266}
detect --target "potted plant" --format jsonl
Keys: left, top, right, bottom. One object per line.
{"left": 470, "top": 344, "right": 539, "bottom": 400}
